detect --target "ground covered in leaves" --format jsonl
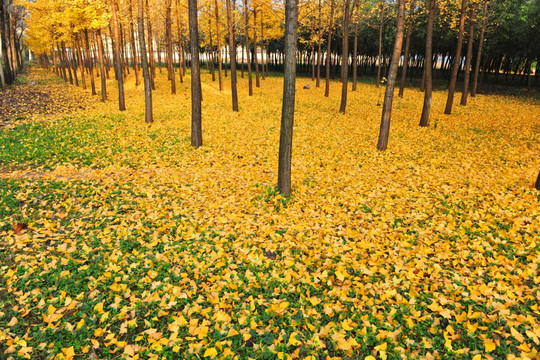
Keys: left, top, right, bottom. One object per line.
{"left": 0, "top": 69, "right": 93, "bottom": 128}
{"left": 0, "top": 67, "right": 539, "bottom": 360}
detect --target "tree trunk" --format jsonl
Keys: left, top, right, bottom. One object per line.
{"left": 110, "top": 0, "right": 126, "bottom": 110}
{"left": 244, "top": 0, "right": 253, "bottom": 95}
{"left": 352, "top": 15, "right": 359, "bottom": 92}
{"left": 278, "top": 0, "right": 298, "bottom": 196}
{"left": 227, "top": 0, "right": 239, "bottom": 111}
{"left": 62, "top": 41, "right": 74, "bottom": 85}
{"left": 444, "top": 0, "right": 467, "bottom": 115}
{"left": 339, "top": 0, "right": 352, "bottom": 113}
{"left": 253, "top": 7, "right": 260, "bottom": 88}
{"left": 398, "top": 0, "right": 414, "bottom": 97}
{"left": 324, "top": 0, "right": 335, "bottom": 97}
{"left": 75, "top": 36, "right": 87, "bottom": 90}
{"left": 70, "top": 42, "right": 80, "bottom": 87}
{"left": 471, "top": 0, "right": 487, "bottom": 97}
{"left": 175, "top": 0, "right": 184, "bottom": 83}
{"left": 146, "top": 0, "right": 156, "bottom": 89}
{"left": 189, "top": 0, "right": 203, "bottom": 148}
{"left": 419, "top": 0, "right": 436, "bottom": 127}
{"left": 215, "top": 0, "right": 223, "bottom": 90}
{"left": 316, "top": 0, "right": 322, "bottom": 87}
{"left": 535, "top": 170, "right": 540, "bottom": 190}
{"left": 460, "top": 3, "right": 476, "bottom": 105}
{"left": 376, "top": 0, "right": 405, "bottom": 151}
{"left": 96, "top": 30, "right": 107, "bottom": 102}
{"left": 138, "top": 0, "right": 153, "bottom": 122}
{"left": 129, "top": 1, "right": 140, "bottom": 86}
{"left": 84, "top": 30, "right": 97, "bottom": 95}
{"left": 376, "top": 1, "right": 385, "bottom": 88}
{"left": 166, "top": 0, "right": 176, "bottom": 94}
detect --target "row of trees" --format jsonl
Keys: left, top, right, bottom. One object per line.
{"left": 10, "top": 0, "right": 540, "bottom": 194}
{"left": 0, "top": 0, "right": 26, "bottom": 90}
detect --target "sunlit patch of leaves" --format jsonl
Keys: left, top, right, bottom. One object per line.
{"left": 0, "top": 67, "right": 539, "bottom": 360}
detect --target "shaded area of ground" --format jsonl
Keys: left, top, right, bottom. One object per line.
{"left": 0, "top": 67, "right": 95, "bottom": 127}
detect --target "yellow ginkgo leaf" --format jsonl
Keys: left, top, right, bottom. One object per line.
{"left": 8, "top": 317, "right": 18, "bottom": 327}
{"left": 203, "top": 347, "right": 218, "bottom": 357}
{"left": 288, "top": 332, "right": 301, "bottom": 346}
{"left": 484, "top": 339, "right": 496, "bottom": 353}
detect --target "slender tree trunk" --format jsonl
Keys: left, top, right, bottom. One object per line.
{"left": 460, "top": 3, "right": 476, "bottom": 105}
{"left": 253, "top": 7, "right": 260, "bottom": 87}
{"left": 110, "top": 0, "right": 126, "bottom": 110}
{"left": 75, "top": 36, "right": 87, "bottom": 90}
{"left": 189, "top": 0, "right": 203, "bottom": 148}
{"left": 57, "top": 43, "right": 68, "bottom": 82}
{"left": 84, "top": 30, "right": 97, "bottom": 95}
{"left": 535, "top": 170, "right": 540, "bottom": 190}
{"left": 96, "top": 30, "right": 107, "bottom": 102}
{"left": 146, "top": 0, "right": 156, "bottom": 89}
{"left": 316, "top": 0, "right": 322, "bottom": 87}
{"left": 339, "top": 0, "right": 352, "bottom": 113}
{"left": 175, "top": 0, "right": 184, "bottom": 83}
{"left": 471, "top": 0, "right": 487, "bottom": 97}
{"left": 444, "top": 0, "right": 467, "bottom": 115}
{"left": 129, "top": 1, "right": 140, "bottom": 86}
{"left": 324, "top": 0, "right": 335, "bottom": 97}
{"left": 352, "top": 17, "right": 359, "bottom": 91}
{"left": 398, "top": 0, "right": 415, "bottom": 97}
{"left": 138, "top": 0, "right": 153, "bottom": 122}
{"left": 69, "top": 42, "right": 80, "bottom": 87}
{"left": 376, "top": 0, "right": 405, "bottom": 151}
{"left": 227, "top": 0, "right": 239, "bottom": 111}
{"left": 376, "top": 1, "right": 385, "bottom": 88}
{"left": 419, "top": 0, "right": 436, "bottom": 127}
{"left": 241, "top": 43, "right": 245, "bottom": 78}
{"left": 215, "top": 0, "right": 223, "bottom": 90}
{"left": 278, "top": 0, "right": 298, "bottom": 196}
{"left": 62, "top": 41, "right": 74, "bottom": 85}
{"left": 166, "top": 0, "right": 176, "bottom": 94}
{"left": 244, "top": 0, "right": 253, "bottom": 95}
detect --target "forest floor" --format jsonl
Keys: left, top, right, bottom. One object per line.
{"left": 0, "top": 66, "right": 539, "bottom": 360}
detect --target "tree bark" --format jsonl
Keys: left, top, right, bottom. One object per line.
{"left": 175, "top": 0, "right": 184, "bottom": 83}
{"left": 324, "top": 0, "right": 335, "bottom": 97}
{"left": 166, "top": 0, "right": 176, "bottom": 94}
{"left": 376, "top": 0, "right": 405, "bottom": 151}
{"left": 253, "top": 7, "right": 260, "bottom": 87}
{"left": 535, "top": 170, "right": 540, "bottom": 190}
{"left": 444, "top": 0, "right": 467, "bottom": 115}
{"left": 460, "top": 3, "right": 476, "bottom": 105}
{"left": 138, "top": 0, "right": 153, "bottom": 122}
{"left": 244, "top": 0, "right": 253, "bottom": 95}
{"left": 96, "top": 30, "right": 107, "bottom": 102}
{"left": 398, "top": 0, "right": 414, "bottom": 97}
{"left": 215, "top": 0, "right": 223, "bottom": 90}
{"left": 146, "top": 0, "right": 156, "bottom": 89}
{"left": 84, "top": 30, "right": 97, "bottom": 96}
{"left": 227, "top": 0, "right": 239, "bottom": 111}
{"left": 189, "top": 0, "right": 203, "bottom": 148}
{"left": 110, "top": 0, "right": 126, "bottom": 110}
{"left": 316, "top": 0, "right": 322, "bottom": 87}
{"left": 376, "top": 1, "right": 385, "bottom": 88}
{"left": 129, "top": 1, "right": 140, "bottom": 86}
{"left": 352, "top": 12, "right": 359, "bottom": 92}
{"left": 471, "top": 0, "right": 487, "bottom": 97}
{"left": 278, "top": 0, "right": 298, "bottom": 196}
{"left": 339, "top": 0, "right": 352, "bottom": 113}
{"left": 419, "top": 0, "right": 436, "bottom": 127}
{"left": 75, "top": 36, "right": 87, "bottom": 90}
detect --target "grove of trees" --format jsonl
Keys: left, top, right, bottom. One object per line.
{"left": 2, "top": 0, "right": 539, "bottom": 193}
